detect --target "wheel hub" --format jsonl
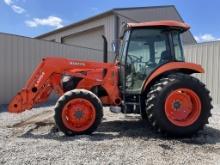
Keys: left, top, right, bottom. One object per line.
{"left": 165, "top": 88, "right": 201, "bottom": 127}
{"left": 74, "top": 110, "right": 84, "bottom": 119}
{"left": 172, "top": 100, "right": 181, "bottom": 110}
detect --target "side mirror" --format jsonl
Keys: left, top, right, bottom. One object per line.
{"left": 111, "top": 40, "right": 120, "bottom": 62}
{"left": 111, "top": 41, "right": 117, "bottom": 54}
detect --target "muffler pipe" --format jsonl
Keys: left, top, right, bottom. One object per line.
{"left": 102, "top": 35, "right": 108, "bottom": 63}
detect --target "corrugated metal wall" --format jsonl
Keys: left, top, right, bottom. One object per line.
{"left": 62, "top": 26, "right": 105, "bottom": 50}
{"left": 0, "top": 33, "right": 110, "bottom": 105}
{"left": 184, "top": 41, "right": 220, "bottom": 105}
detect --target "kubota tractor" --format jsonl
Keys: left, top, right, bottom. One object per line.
{"left": 8, "top": 20, "right": 212, "bottom": 136}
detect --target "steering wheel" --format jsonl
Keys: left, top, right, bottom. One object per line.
{"left": 127, "top": 54, "right": 143, "bottom": 63}
{"left": 128, "top": 54, "right": 157, "bottom": 68}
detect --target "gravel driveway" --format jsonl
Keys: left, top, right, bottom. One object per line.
{"left": 0, "top": 105, "right": 220, "bottom": 165}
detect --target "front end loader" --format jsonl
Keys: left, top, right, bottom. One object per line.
{"left": 8, "top": 20, "right": 212, "bottom": 137}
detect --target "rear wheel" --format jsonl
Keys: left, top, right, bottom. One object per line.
{"left": 54, "top": 89, "right": 103, "bottom": 136}
{"left": 145, "top": 73, "right": 212, "bottom": 136}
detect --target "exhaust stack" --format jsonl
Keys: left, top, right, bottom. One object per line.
{"left": 102, "top": 35, "right": 108, "bottom": 63}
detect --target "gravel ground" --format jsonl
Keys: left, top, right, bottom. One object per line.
{"left": 0, "top": 105, "right": 220, "bottom": 165}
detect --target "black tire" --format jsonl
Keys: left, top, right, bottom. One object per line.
{"left": 54, "top": 89, "right": 103, "bottom": 136}
{"left": 145, "top": 73, "right": 212, "bottom": 137}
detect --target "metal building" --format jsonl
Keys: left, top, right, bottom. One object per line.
{"left": 36, "top": 5, "right": 196, "bottom": 52}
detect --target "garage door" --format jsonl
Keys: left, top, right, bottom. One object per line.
{"left": 62, "top": 26, "right": 104, "bottom": 51}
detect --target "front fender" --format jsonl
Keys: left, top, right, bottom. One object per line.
{"left": 142, "top": 62, "right": 204, "bottom": 92}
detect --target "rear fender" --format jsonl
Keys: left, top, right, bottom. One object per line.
{"left": 142, "top": 62, "right": 204, "bottom": 93}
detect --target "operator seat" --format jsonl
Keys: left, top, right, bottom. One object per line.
{"left": 159, "top": 50, "right": 172, "bottom": 64}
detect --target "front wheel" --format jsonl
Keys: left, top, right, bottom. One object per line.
{"left": 54, "top": 89, "right": 103, "bottom": 136}
{"left": 145, "top": 73, "right": 212, "bottom": 137}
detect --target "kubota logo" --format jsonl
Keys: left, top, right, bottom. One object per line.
{"left": 70, "top": 61, "right": 85, "bottom": 66}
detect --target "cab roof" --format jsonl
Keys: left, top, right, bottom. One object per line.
{"left": 127, "top": 20, "right": 190, "bottom": 31}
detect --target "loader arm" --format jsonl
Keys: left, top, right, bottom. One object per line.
{"left": 8, "top": 57, "right": 117, "bottom": 113}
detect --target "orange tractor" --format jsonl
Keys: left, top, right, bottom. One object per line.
{"left": 8, "top": 20, "right": 212, "bottom": 136}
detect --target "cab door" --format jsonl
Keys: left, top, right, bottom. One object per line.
{"left": 123, "top": 28, "right": 171, "bottom": 93}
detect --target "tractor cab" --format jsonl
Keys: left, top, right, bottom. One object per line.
{"left": 117, "top": 20, "right": 190, "bottom": 94}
